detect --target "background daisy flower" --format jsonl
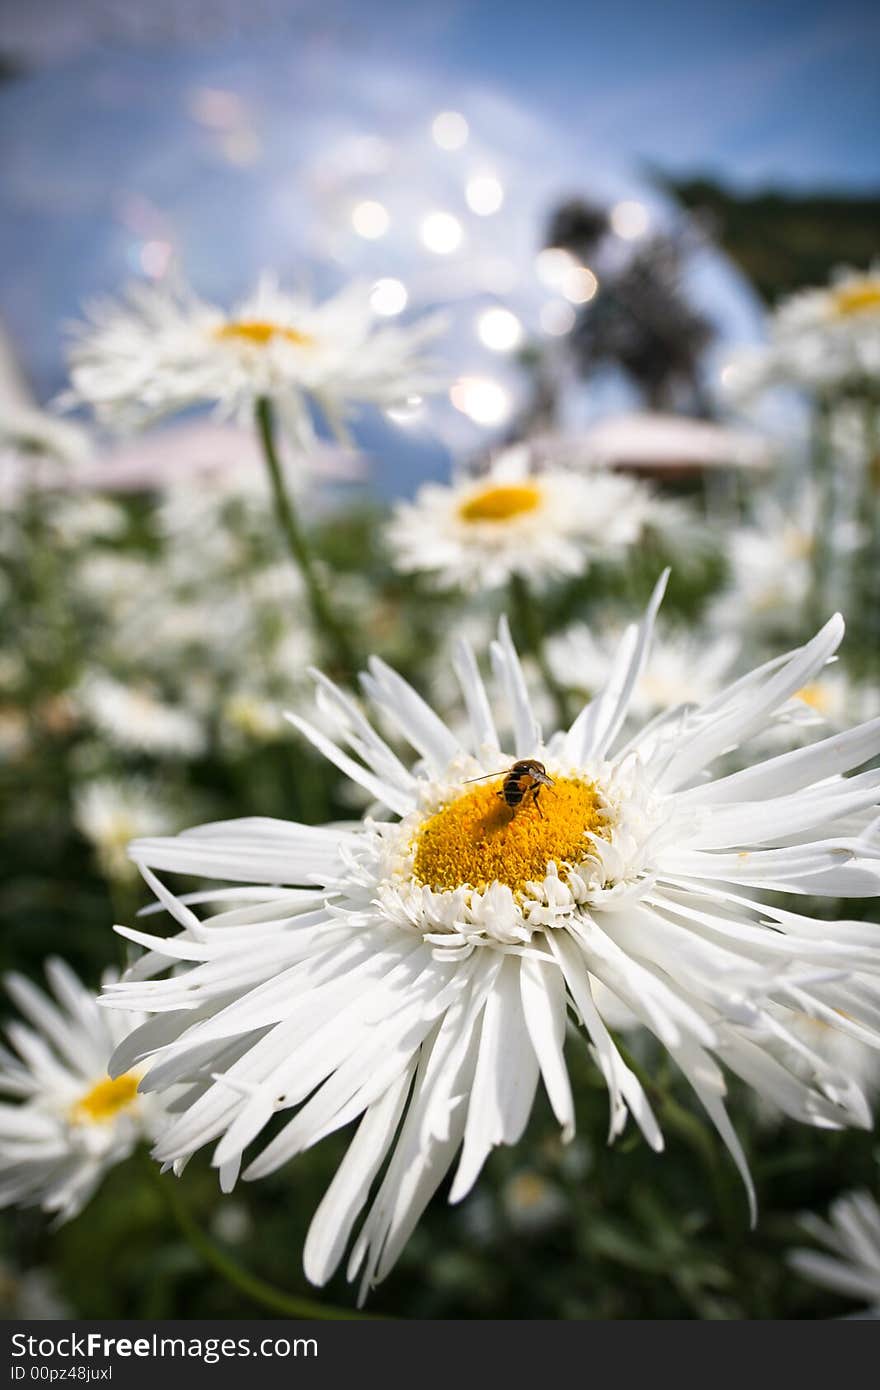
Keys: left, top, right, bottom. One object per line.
{"left": 789, "top": 1188, "right": 880, "bottom": 1316}
{"left": 63, "top": 274, "right": 444, "bottom": 451}
{"left": 386, "top": 445, "right": 657, "bottom": 592}
{"left": 0, "top": 960, "right": 163, "bottom": 1224}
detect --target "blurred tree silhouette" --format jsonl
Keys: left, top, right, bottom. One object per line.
{"left": 544, "top": 200, "right": 715, "bottom": 415}
{"left": 656, "top": 173, "right": 880, "bottom": 304}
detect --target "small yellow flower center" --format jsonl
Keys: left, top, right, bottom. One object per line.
{"left": 831, "top": 279, "right": 880, "bottom": 318}
{"left": 506, "top": 1172, "right": 551, "bottom": 1210}
{"left": 214, "top": 319, "right": 314, "bottom": 348}
{"left": 70, "top": 1073, "right": 140, "bottom": 1125}
{"left": 783, "top": 526, "right": 813, "bottom": 561}
{"left": 412, "top": 776, "right": 605, "bottom": 894}
{"left": 795, "top": 682, "right": 830, "bottom": 715}
{"left": 458, "top": 483, "right": 543, "bottom": 523}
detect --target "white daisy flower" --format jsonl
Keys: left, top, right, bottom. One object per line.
{"left": 708, "top": 486, "right": 863, "bottom": 645}
{"left": 0, "top": 960, "right": 161, "bottom": 1224}
{"left": 0, "top": 1257, "right": 71, "bottom": 1319}
{"left": 102, "top": 575, "right": 880, "bottom": 1300}
{"left": 48, "top": 496, "right": 128, "bottom": 546}
{"left": 76, "top": 672, "right": 206, "bottom": 760}
{"left": 789, "top": 1190, "right": 880, "bottom": 1316}
{"left": 0, "top": 407, "right": 91, "bottom": 472}
{"left": 715, "top": 501, "right": 814, "bottom": 627}
{"left": 221, "top": 691, "right": 287, "bottom": 747}
{"left": 63, "top": 274, "right": 443, "bottom": 449}
{"left": 724, "top": 265, "right": 880, "bottom": 399}
{"left": 547, "top": 622, "right": 740, "bottom": 722}
{"left": 386, "top": 446, "right": 656, "bottom": 591}
{"left": 73, "top": 778, "right": 173, "bottom": 884}
{"left": 792, "top": 670, "right": 880, "bottom": 731}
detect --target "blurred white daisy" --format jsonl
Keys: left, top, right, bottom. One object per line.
{"left": 502, "top": 1170, "right": 567, "bottom": 1235}
{"left": 708, "top": 487, "right": 863, "bottom": 645}
{"left": 791, "top": 669, "right": 880, "bottom": 731}
{"left": 789, "top": 1189, "right": 880, "bottom": 1316}
{"left": 48, "top": 495, "right": 128, "bottom": 545}
{"left": 63, "top": 274, "right": 443, "bottom": 449}
{"left": 724, "top": 265, "right": 880, "bottom": 399}
{"left": 547, "top": 622, "right": 740, "bottom": 722}
{"left": 386, "top": 446, "right": 655, "bottom": 591}
{"left": 76, "top": 672, "right": 206, "bottom": 760}
{"left": 0, "top": 407, "right": 92, "bottom": 471}
{"left": 102, "top": 576, "right": 880, "bottom": 1300}
{"left": 73, "top": 778, "right": 172, "bottom": 883}
{"left": 715, "top": 500, "right": 814, "bottom": 628}
{"left": 221, "top": 691, "right": 286, "bottom": 748}
{"left": 0, "top": 960, "right": 161, "bottom": 1224}
{"left": 0, "top": 1257, "right": 70, "bottom": 1319}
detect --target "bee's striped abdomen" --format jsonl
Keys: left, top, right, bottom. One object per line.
{"left": 501, "top": 774, "right": 528, "bottom": 807}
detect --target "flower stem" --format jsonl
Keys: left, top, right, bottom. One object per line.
{"left": 807, "top": 396, "right": 834, "bottom": 632}
{"left": 509, "top": 573, "right": 571, "bottom": 729}
{"left": 853, "top": 395, "right": 880, "bottom": 661}
{"left": 146, "top": 1159, "right": 372, "bottom": 1320}
{"left": 255, "top": 397, "right": 358, "bottom": 679}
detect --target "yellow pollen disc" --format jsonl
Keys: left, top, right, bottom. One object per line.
{"left": 832, "top": 280, "right": 880, "bottom": 317}
{"left": 412, "top": 777, "right": 605, "bottom": 894}
{"left": 458, "top": 483, "right": 543, "bottom": 523}
{"left": 70, "top": 1073, "right": 140, "bottom": 1125}
{"left": 795, "top": 682, "right": 830, "bottom": 715}
{"left": 214, "top": 319, "right": 314, "bottom": 347}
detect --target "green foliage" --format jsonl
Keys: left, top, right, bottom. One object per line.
{"left": 655, "top": 172, "right": 880, "bottom": 305}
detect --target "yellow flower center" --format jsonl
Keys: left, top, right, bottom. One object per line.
{"left": 831, "top": 279, "right": 880, "bottom": 318}
{"left": 412, "top": 776, "right": 605, "bottom": 894}
{"left": 506, "top": 1172, "right": 551, "bottom": 1210}
{"left": 795, "top": 682, "right": 830, "bottom": 715}
{"left": 783, "top": 526, "right": 813, "bottom": 561}
{"left": 70, "top": 1073, "right": 140, "bottom": 1125}
{"left": 214, "top": 319, "right": 314, "bottom": 348}
{"left": 458, "top": 483, "right": 543, "bottom": 523}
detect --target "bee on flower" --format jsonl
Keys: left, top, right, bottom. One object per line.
{"left": 98, "top": 575, "right": 880, "bottom": 1301}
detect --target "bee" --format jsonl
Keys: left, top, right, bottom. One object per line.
{"left": 464, "top": 759, "right": 555, "bottom": 817}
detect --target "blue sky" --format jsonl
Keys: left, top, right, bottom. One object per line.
{"left": 364, "top": 0, "right": 880, "bottom": 189}
{"left": 0, "top": 0, "right": 877, "bottom": 479}
{"left": 3, "top": 0, "right": 879, "bottom": 189}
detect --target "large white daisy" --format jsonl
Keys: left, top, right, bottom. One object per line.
{"left": 103, "top": 576, "right": 880, "bottom": 1300}
{"left": 62, "top": 274, "right": 442, "bottom": 449}
{"left": 0, "top": 960, "right": 162, "bottom": 1224}
{"left": 386, "top": 445, "right": 657, "bottom": 591}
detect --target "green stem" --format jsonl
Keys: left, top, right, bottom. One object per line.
{"left": 854, "top": 396, "right": 880, "bottom": 660}
{"left": 147, "top": 1160, "right": 373, "bottom": 1320}
{"left": 255, "top": 397, "right": 358, "bottom": 679}
{"left": 807, "top": 396, "right": 834, "bottom": 632}
{"left": 509, "top": 573, "right": 571, "bottom": 729}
